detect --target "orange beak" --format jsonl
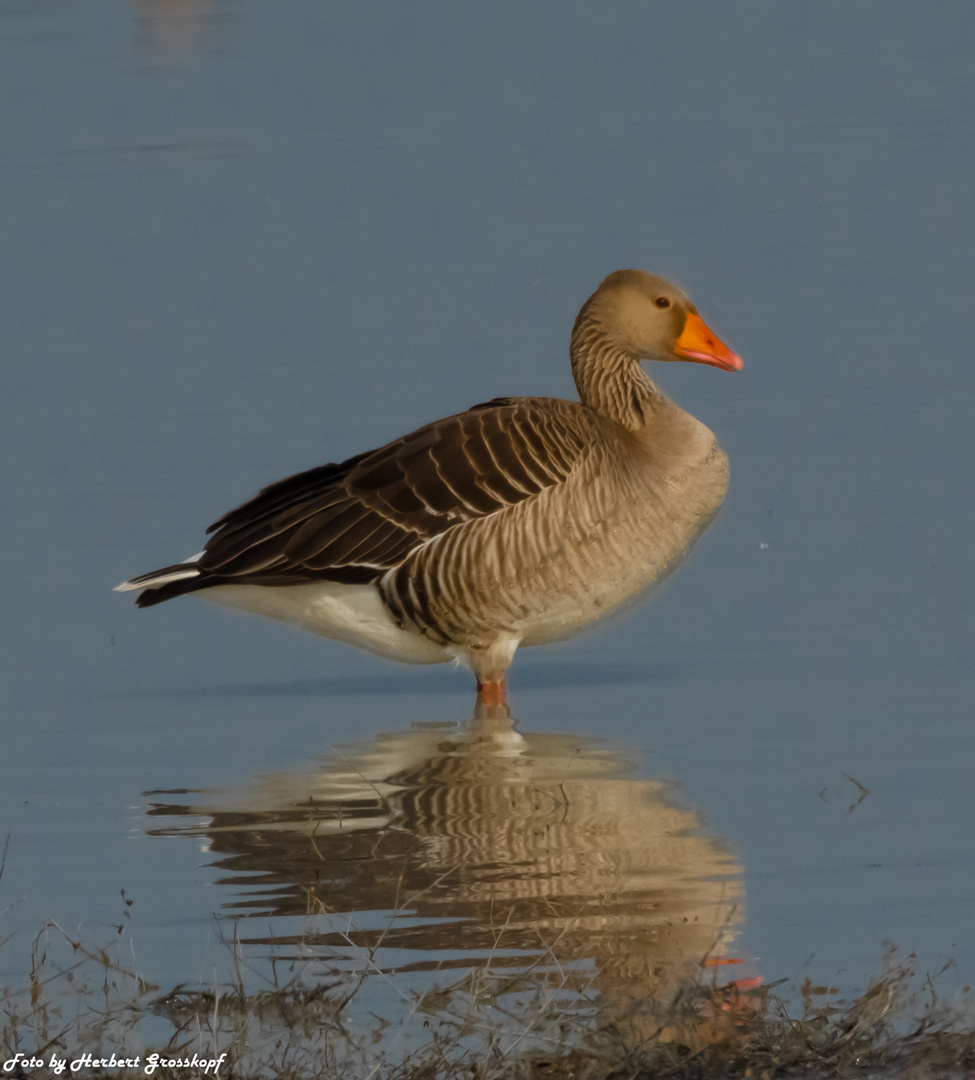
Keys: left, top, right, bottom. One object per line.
{"left": 674, "top": 312, "right": 743, "bottom": 372}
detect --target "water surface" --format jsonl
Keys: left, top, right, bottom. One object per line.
{"left": 2, "top": 0, "right": 974, "bottom": 1051}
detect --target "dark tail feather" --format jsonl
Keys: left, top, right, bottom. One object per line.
{"left": 135, "top": 576, "right": 213, "bottom": 608}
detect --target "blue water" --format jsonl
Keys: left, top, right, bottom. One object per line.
{"left": 2, "top": 0, "right": 974, "bottom": 1041}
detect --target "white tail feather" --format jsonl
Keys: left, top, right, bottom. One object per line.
{"left": 114, "top": 567, "right": 201, "bottom": 592}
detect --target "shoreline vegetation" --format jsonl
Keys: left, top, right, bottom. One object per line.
{"left": 3, "top": 914, "right": 975, "bottom": 1080}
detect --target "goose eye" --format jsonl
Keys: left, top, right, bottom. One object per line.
{"left": 654, "top": 297, "right": 671, "bottom": 309}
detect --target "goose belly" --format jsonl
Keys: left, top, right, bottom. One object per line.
{"left": 516, "top": 515, "right": 697, "bottom": 647}
{"left": 202, "top": 581, "right": 450, "bottom": 665}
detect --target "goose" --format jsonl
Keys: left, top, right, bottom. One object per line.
{"left": 116, "top": 270, "right": 742, "bottom": 704}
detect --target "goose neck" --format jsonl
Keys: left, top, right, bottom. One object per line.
{"left": 570, "top": 319, "right": 662, "bottom": 432}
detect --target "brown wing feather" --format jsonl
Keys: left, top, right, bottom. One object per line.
{"left": 176, "top": 397, "right": 594, "bottom": 592}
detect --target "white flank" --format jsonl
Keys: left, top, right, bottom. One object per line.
{"left": 201, "top": 581, "right": 449, "bottom": 666}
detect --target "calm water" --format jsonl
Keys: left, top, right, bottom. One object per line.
{"left": 2, "top": 0, "right": 974, "bottom": 1050}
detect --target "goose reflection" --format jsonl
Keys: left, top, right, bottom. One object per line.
{"left": 131, "top": 0, "right": 234, "bottom": 60}
{"left": 147, "top": 705, "right": 748, "bottom": 1035}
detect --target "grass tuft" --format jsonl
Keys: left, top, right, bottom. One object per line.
{"left": 4, "top": 917, "right": 975, "bottom": 1079}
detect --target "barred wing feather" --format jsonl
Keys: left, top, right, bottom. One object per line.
{"left": 133, "top": 398, "right": 592, "bottom": 605}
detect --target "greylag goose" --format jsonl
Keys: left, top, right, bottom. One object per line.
{"left": 116, "top": 270, "right": 741, "bottom": 704}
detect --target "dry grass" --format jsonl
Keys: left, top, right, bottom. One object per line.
{"left": 2, "top": 834, "right": 974, "bottom": 1077}
{"left": 3, "top": 908, "right": 975, "bottom": 1080}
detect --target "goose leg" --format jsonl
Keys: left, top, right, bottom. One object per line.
{"left": 468, "top": 636, "right": 517, "bottom": 708}
{"left": 476, "top": 677, "right": 507, "bottom": 707}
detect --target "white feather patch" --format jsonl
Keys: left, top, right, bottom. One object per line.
{"left": 202, "top": 581, "right": 449, "bottom": 665}
{"left": 114, "top": 566, "right": 202, "bottom": 592}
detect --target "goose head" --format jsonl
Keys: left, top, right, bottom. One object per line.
{"left": 577, "top": 269, "right": 742, "bottom": 373}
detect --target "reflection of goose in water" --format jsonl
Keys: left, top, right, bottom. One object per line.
{"left": 148, "top": 706, "right": 746, "bottom": 1035}
{"left": 131, "top": 0, "right": 232, "bottom": 60}
{"left": 118, "top": 271, "right": 741, "bottom": 704}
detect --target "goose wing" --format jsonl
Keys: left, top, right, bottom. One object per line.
{"left": 134, "top": 398, "right": 592, "bottom": 602}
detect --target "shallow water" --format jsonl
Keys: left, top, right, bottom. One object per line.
{"left": 145, "top": 705, "right": 745, "bottom": 1035}
{"left": 2, "top": 0, "right": 975, "bottom": 1054}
